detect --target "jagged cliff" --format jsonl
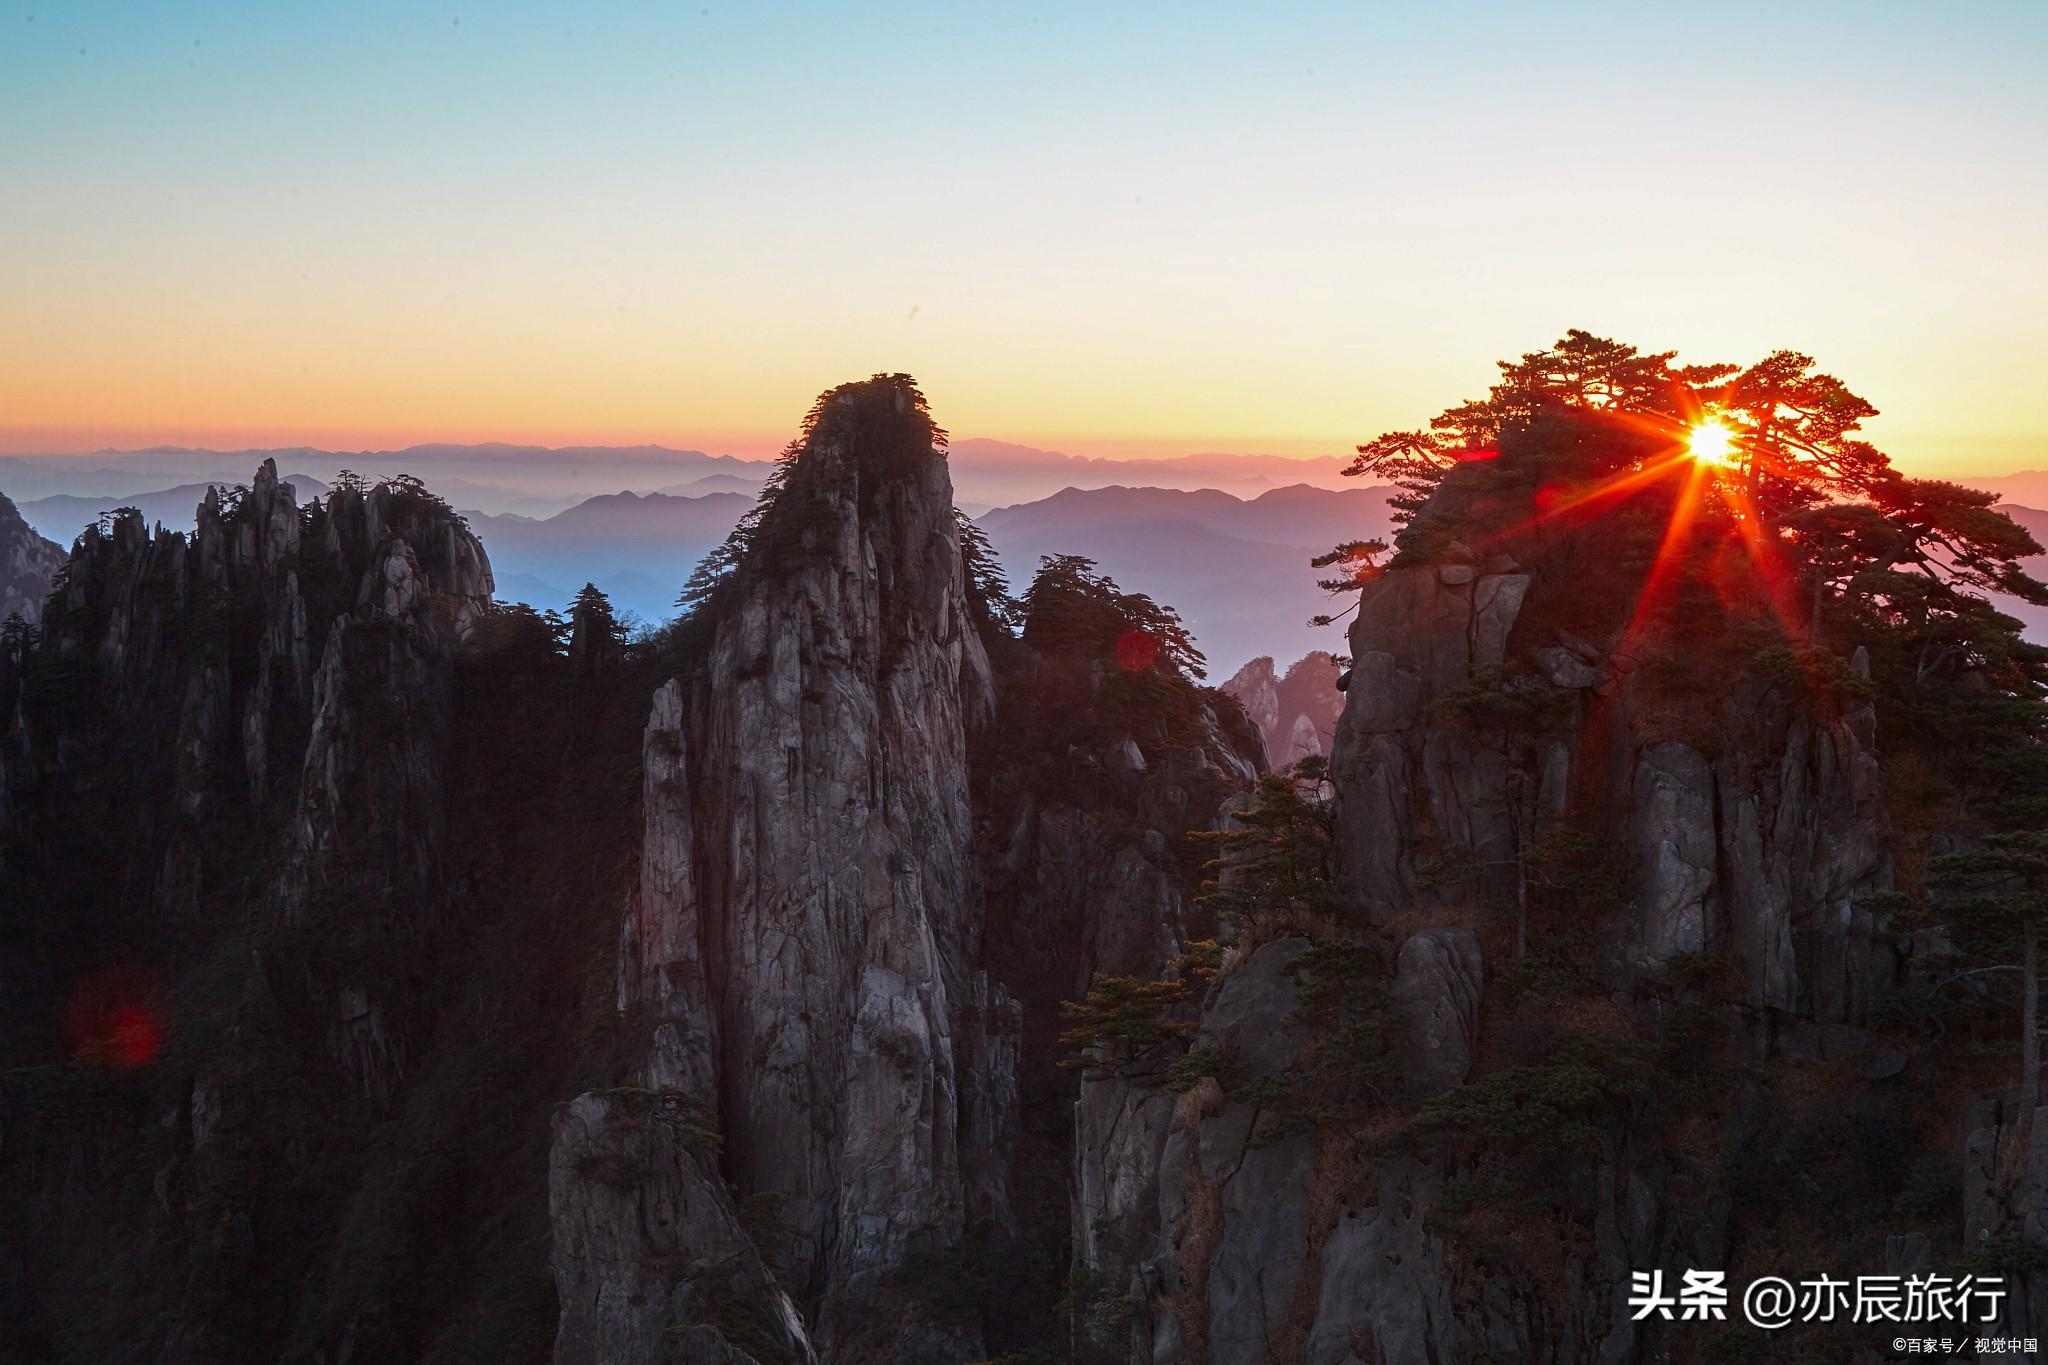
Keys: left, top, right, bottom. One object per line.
{"left": 13, "top": 378, "right": 2034, "bottom": 1365}
{"left": 553, "top": 377, "right": 1009, "bottom": 1363}
{"left": 0, "top": 382, "right": 1265, "bottom": 1365}
{"left": 552, "top": 377, "right": 1264, "bottom": 1364}
{"left": 1221, "top": 653, "right": 1344, "bottom": 767}
{"left": 0, "top": 490, "right": 64, "bottom": 625}
{"left": 0, "top": 462, "right": 580, "bottom": 1364}
{"left": 1066, "top": 412, "right": 2044, "bottom": 1364}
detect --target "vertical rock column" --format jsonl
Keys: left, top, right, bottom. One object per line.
{"left": 564, "top": 379, "right": 1018, "bottom": 1363}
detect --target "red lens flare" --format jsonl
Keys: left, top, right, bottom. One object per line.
{"left": 1114, "top": 629, "right": 1158, "bottom": 672}
{"left": 63, "top": 966, "right": 166, "bottom": 1070}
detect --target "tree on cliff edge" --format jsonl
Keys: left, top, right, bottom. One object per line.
{"left": 1334, "top": 330, "right": 2048, "bottom": 686}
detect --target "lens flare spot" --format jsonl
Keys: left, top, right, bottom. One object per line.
{"left": 63, "top": 966, "right": 165, "bottom": 1070}
{"left": 1114, "top": 629, "right": 1158, "bottom": 672}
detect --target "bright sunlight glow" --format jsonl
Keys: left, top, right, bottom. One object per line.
{"left": 1687, "top": 419, "right": 1736, "bottom": 467}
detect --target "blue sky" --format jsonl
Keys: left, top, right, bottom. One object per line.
{"left": 4, "top": 2, "right": 2044, "bottom": 469}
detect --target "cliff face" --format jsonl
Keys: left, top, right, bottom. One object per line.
{"left": 555, "top": 380, "right": 1007, "bottom": 1362}
{"left": 26, "top": 382, "right": 1980, "bottom": 1364}
{"left": 1329, "top": 551, "right": 1894, "bottom": 1019}
{"left": 7, "top": 460, "right": 492, "bottom": 931}
{"left": 0, "top": 462, "right": 524, "bottom": 1363}
{"left": 0, "top": 491, "right": 64, "bottom": 626}
{"left": 1064, "top": 417, "right": 2018, "bottom": 1364}
{"left": 1, "top": 383, "right": 1267, "bottom": 1365}
{"left": 1221, "top": 652, "right": 1344, "bottom": 768}
{"left": 552, "top": 378, "right": 1267, "bottom": 1364}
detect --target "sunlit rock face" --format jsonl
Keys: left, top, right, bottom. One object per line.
{"left": 563, "top": 377, "right": 1012, "bottom": 1362}
{"left": 1329, "top": 556, "right": 1894, "bottom": 1019}
{"left": 1332, "top": 558, "right": 1533, "bottom": 924}
{"left": 1221, "top": 650, "right": 1345, "bottom": 768}
{"left": 0, "top": 491, "right": 64, "bottom": 626}
{"left": 1311, "top": 446, "right": 1895, "bottom": 1358}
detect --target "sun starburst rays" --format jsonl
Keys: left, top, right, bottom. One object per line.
{"left": 1455, "top": 414, "right": 1813, "bottom": 689}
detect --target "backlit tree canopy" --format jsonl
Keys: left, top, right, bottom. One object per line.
{"left": 1339, "top": 330, "right": 2048, "bottom": 695}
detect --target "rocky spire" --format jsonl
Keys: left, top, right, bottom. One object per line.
{"left": 556, "top": 375, "right": 1011, "bottom": 1361}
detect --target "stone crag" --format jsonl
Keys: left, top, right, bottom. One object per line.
{"left": 1220, "top": 652, "right": 1344, "bottom": 769}
{"left": 556, "top": 377, "right": 1010, "bottom": 1363}
{"left": 0, "top": 462, "right": 545, "bottom": 1364}
{"left": 553, "top": 377, "right": 1264, "bottom": 1364}
{"left": 12, "top": 391, "right": 2031, "bottom": 1365}
{"left": 0, "top": 490, "right": 64, "bottom": 626}
{"left": 1064, "top": 414, "right": 2034, "bottom": 1365}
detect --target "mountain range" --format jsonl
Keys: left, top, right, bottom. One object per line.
{"left": 9, "top": 382, "right": 2039, "bottom": 1363}
{"left": 978, "top": 482, "right": 1396, "bottom": 670}
{"left": 0, "top": 438, "right": 1353, "bottom": 519}
{"left": 10, "top": 464, "right": 2047, "bottom": 672}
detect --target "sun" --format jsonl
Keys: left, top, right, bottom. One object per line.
{"left": 1687, "top": 419, "right": 1736, "bottom": 467}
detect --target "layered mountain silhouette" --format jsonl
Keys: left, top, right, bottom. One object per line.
{"left": 464, "top": 490, "right": 757, "bottom": 624}
{"left": 18, "top": 477, "right": 334, "bottom": 543}
{"left": 0, "top": 439, "right": 1350, "bottom": 516}
{"left": 8, "top": 455, "right": 2044, "bottom": 670}
{"left": 978, "top": 482, "right": 1397, "bottom": 670}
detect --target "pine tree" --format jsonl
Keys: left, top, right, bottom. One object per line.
{"left": 954, "top": 508, "right": 1020, "bottom": 635}
{"left": 1195, "top": 756, "right": 1338, "bottom": 932}
{"left": 1019, "top": 554, "right": 1204, "bottom": 680}
{"left": 568, "top": 583, "right": 627, "bottom": 675}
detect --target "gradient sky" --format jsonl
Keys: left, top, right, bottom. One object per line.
{"left": 4, "top": 2, "right": 2044, "bottom": 472}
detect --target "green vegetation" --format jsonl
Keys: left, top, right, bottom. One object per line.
{"left": 1427, "top": 663, "right": 1577, "bottom": 732}
{"left": 1194, "top": 755, "right": 1338, "bottom": 933}
{"left": 567, "top": 582, "right": 628, "bottom": 673}
{"left": 992, "top": 551, "right": 1243, "bottom": 780}
{"left": 1337, "top": 327, "right": 2046, "bottom": 692}
{"left": 673, "top": 372, "right": 943, "bottom": 627}
{"left": 1057, "top": 942, "right": 1220, "bottom": 1081}
{"left": 956, "top": 508, "right": 1022, "bottom": 637}
{"left": 1414, "top": 1035, "right": 1638, "bottom": 1153}
{"left": 1020, "top": 552, "right": 1204, "bottom": 679}
{"left": 1928, "top": 832, "right": 2048, "bottom": 1117}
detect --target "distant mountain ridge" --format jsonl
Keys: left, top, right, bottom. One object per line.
{"left": 0, "top": 445, "right": 758, "bottom": 517}
{"left": 1993, "top": 502, "right": 2048, "bottom": 638}
{"left": 979, "top": 482, "right": 1396, "bottom": 673}
{"left": 946, "top": 437, "right": 1352, "bottom": 504}
{"left": 7, "top": 462, "right": 2041, "bottom": 674}
{"left": 19, "top": 476, "right": 334, "bottom": 545}
{"left": 462, "top": 490, "right": 756, "bottom": 623}
{"left": 0, "top": 437, "right": 1354, "bottom": 515}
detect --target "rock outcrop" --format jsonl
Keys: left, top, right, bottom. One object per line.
{"left": 0, "top": 462, "right": 508, "bottom": 1364}
{"left": 558, "top": 377, "right": 1013, "bottom": 1362}
{"left": 0, "top": 490, "right": 64, "bottom": 625}
{"left": 1, "top": 383, "right": 1268, "bottom": 1365}
{"left": 22, "top": 390, "right": 2027, "bottom": 1364}
{"left": 1221, "top": 651, "right": 1344, "bottom": 767}
{"left": 1068, "top": 413, "right": 1934, "bottom": 1363}
{"left": 554, "top": 378, "right": 1269, "bottom": 1364}
{"left": 1329, "top": 551, "right": 1895, "bottom": 1017}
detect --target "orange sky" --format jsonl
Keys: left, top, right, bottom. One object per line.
{"left": 4, "top": 4, "right": 2044, "bottom": 476}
